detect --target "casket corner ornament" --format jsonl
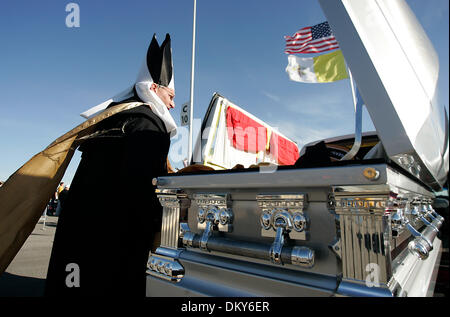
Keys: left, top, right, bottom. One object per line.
{"left": 146, "top": 187, "right": 190, "bottom": 283}
{"left": 329, "top": 184, "right": 444, "bottom": 296}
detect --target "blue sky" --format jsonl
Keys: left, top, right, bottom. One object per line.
{"left": 0, "top": 0, "right": 448, "bottom": 185}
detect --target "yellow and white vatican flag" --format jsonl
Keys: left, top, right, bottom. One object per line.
{"left": 286, "top": 49, "right": 349, "bottom": 83}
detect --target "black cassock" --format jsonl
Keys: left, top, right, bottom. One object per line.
{"left": 45, "top": 97, "right": 170, "bottom": 296}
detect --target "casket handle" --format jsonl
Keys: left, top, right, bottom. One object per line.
{"left": 180, "top": 222, "right": 315, "bottom": 268}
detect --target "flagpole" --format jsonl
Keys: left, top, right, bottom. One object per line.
{"left": 341, "top": 67, "right": 362, "bottom": 160}
{"left": 188, "top": 0, "right": 197, "bottom": 165}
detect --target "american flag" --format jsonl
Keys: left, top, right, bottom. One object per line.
{"left": 285, "top": 22, "right": 339, "bottom": 54}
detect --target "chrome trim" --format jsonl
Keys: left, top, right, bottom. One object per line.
{"left": 270, "top": 210, "right": 294, "bottom": 264}
{"left": 155, "top": 247, "right": 183, "bottom": 259}
{"left": 260, "top": 211, "right": 272, "bottom": 230}
{"left": 329, "top": 238, "right": 342, "bottom": 260}
{"left": 392, "top": 154, "right": 421, "bottom": 179}
{"left": 147, "top": 253, "right": 185, "bottom": 282}
{"left": 291, "top": 246, "right": 315, "bottom": 268}
{"left": 183, "top": 232, "right": 195, "bottom": 248}
{"left": 391, "top": 209, "right": 405, "bottom": 235}
{"left": 391, "top": 198, "right": 408, "bottom": 236}
{"left": 426, "top": 203, "right": 444, "bottom": 225}
{"left": 407, "top": 238, "right": 430, "bottom": 260}
{"left": 200, "top": 219, "right": 214, "bottom": 251}
{"left": 179, "top": 222, "right": 190, "bottom": 239}
{"left": 197, "top": 208, "right": 206, "bottom": 224}
{"left": 157, "top": 165, "right": 389, "bottom": 189}
{"left": 293, "top": 213, "right": 307, "bottom": 232}
{"left": 419, "top": 216, "right": 436, "bottom": 231}
{"left": 219, "top": 209, "right": 233, "bottom": 225}
{"left": 270, "top": 226, "right": 285, "bottom": 264}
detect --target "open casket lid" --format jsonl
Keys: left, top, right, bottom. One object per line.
{"left": 319, "top": 0, "right": 449, "bottom": 191}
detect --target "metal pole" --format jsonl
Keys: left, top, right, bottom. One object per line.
{"left": 341, "top": 67, "right": 363, "bottom": 161}
{"left": 188, "top": 0, "right": 197, "bottom": 165}
{"left": 348, "top": 68, "right": 357, "bottom": 111}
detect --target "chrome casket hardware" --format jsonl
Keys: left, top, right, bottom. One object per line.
{"left": 425, "top": 202, "right": 444, "bottom": 226}
{"left": 187, "top": 193, "right": 314, "bottom": 267}
{"left": 257, "top": 194, "right": 310, "bottom": 265}
{"left": 147, "top": 254, "right": 185, "bottom": 282}
{"left": 405, "top": 220, "right": 437, "bottom": 260}
{"left": 194, "top": 193, "right": 233, "bottom": 251}
{"left": 269, "top": 211, "right": 310, "bottom": 265}
{"left": 180, "top": 222, "right": 195, "bottom": 248}
{"left": 391, "top": 208, "right": 406, "bottom": 236}
{"left": 257, "top": 194, "right": 309, "bottom": 240}
{"left": 401, "top": 199, "right": 443, "bottom": 260}
{"left": 390, "top": 198, "right": 409, "bottom": 236}
{"left": 180, "top": 222, "right": 315, "bottom": 268}
{"left": 405, "top": 211, "right": 442, "bottom": 260}
{"left": 329, "top": 238, "right": 342, "bottom": 260}
{"left": 270, "top": 212, "right": 292, "bottom": 264}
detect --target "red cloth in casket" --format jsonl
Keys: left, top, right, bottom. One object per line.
{"left": 226, "top": 107, "right": 267, "bottom": 153}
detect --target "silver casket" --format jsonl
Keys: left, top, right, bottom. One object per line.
{"left": 146, "top": 0, "right": 448, "bottom": 297}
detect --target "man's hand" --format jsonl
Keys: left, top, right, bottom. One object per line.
{"left": 167, "top": 157, "right": 175, "bottom": 173}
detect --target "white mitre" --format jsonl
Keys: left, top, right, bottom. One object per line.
{"left": 81, "top": 34, "right": 177, "bottom": 137}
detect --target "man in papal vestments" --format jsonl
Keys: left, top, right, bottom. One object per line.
{"left": 43, "top": 33, "right": 177, "bottom": 296}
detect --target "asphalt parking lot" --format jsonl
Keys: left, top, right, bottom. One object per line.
{"left": 0, "top": 215, "right": 58, "bottom": 296}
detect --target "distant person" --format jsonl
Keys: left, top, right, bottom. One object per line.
{"left": 55, "top": 186, "right": 69, "bottom": 217}
{"left": 47, "top": 191, "right": 58, "bottom": 216}
{"left": 45, "top": 34, "right": 177, "bottom": 297}
{"left": 56, "top": 182, "right": 65, "bottom": 197}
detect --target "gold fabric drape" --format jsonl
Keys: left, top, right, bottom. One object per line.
{"left": 0, "top": 102, "right": 144, "bottom": 275}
